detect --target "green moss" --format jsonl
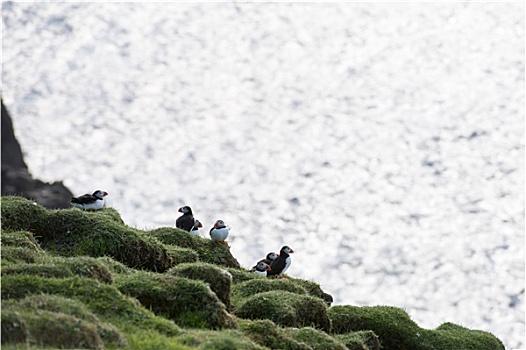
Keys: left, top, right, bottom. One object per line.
{"left": 115, "top": 270, "right": 236, "bottom": 329}
{"left": 334, "top": 331, "right": 380, "bottom": 350}
{"left": 166, "top": 245, "right": 200, "bottom": 265}
{"left": 3, "top": 295, "right": 127, "bottom": 348}
{"left": 288, "top": 277, "right": 334, "bottom": 305}
{"left": 226, "top": 267, "right": 264, "bottom": 284}
{"left": 168, "top": 262, "right": 233, "bottom": 308}
{"left": 1, "top": 246, "right": 46, "bottom": 264}
{"left": 0, "top": 274, "right": 182, "bottom": 337}
{"left": 1, "top": 197, "right": 173, "bottom": 272}
{"left": 181, "top": 329, "right": 267, "bottom": 350}
{"left": 149, "top": 227, "right": 241, "bottom": 268}
{"left": 238, "top": 319, "right": 311, "bottom": 350}
{"left": 236, "top": 291, "right": 331, "bottom": 332}
{"left": 231, "top": 278, "right": 308, "bottom": 310}
{"left": 1, "top": 230, "right": 44, "bottom": 252}
{"left": 284, "top": 327, "right": 347, "bottom": 350}
{"left": 2, "top": 256, "right": 113, "bottom": 283}
{"left": 1, "top": 310, "right": 28, "bottom": 345}
{"left": 328, "top": 305, "right": 504, "bottom": 350}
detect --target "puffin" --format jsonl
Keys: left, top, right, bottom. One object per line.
{"left": 209, "top": 219, "right": 230, "bottom": 245}
{"left": 176, "top": 206, "right": 195, "bottom": 232}
{"left": 71, "top": 190, "right": 108, "bottom": 210}
{"left": 253, "top": 261, "right": 271, "bottom": 276}
{"left": 250, "top": 252, "right": 278, "bottom": 272}
{"left": 190, "top": 219, "right": 203, "bottom": 235}
{"left": 268, "top": 246, "right": 294, "bottom": 277}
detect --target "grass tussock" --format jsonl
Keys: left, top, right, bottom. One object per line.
{"left": 328, "top": 305, "right": 505, "bottom": 350}
{"left": 0, "top": 195, "right": 507, "bottom": 350}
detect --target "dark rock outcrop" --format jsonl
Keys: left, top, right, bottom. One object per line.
{"left": 1, "top": 99, "right": 73, "bottom": 208}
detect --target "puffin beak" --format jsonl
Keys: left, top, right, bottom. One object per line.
{"left": 178, "top": 207, "right": 183, "bottom": 213}
{"left": 266, "top": 265, "right": 271, "bottom": 270}
{"left": 290, "top": 249, "right": 294, "bottom": 253}
{"left": 103, "top": 192, "right": 109, "bottom": 196}
{"left": 198, "top": 222, "right": 203, "bottom": 228}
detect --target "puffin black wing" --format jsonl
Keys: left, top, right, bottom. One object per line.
{"left": 71, "top": 194, "right": 97, "bottom": 204}
{"left": 176, "top": 215, "right": 195, "bottom": 231}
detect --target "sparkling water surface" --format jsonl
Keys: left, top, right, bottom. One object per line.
{"left": 2, "top": 2, "right": 524, "bottom": 349}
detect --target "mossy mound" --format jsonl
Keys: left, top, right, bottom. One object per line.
{"left": 115, "top": 270, "right": 236, "bottom": 330}
{"left": 236, "top": 291, "right": 331, "bottom": 332}
{"left": 1, "top": 230, "right": 44, "bottom": 251}
{"left": 149, "top": 227, "right": 241, "bottom": 268}
{"left": 168, "top": 262, "right": 233, "bottom": 308}
{"left": 328, "top": 305, "right": 505, "bottom": 350}
{"left": 238, "top": 319, "right": 311, "bottom": 350}
{"left": 226, "top": 267, "right": 264, "bottom": 284}
{"left": 0, "top": 245, "right": 46, "bottom": 264}
{"left": 1, "top": 308, "right": 105, "bottom": 349}
{"left": 166, "top": 245, "right": 200, "bottom": 265}
{"left": 231, "top": 278, "right": 308, "bottom": 309}
{"left": 1, "top": 196, "right": 173, "bottom": 272}
{"left": 3, "top": 295, "right": 127, "bottom": 348}
{"left": 2, "top": 256, "right": 113, "bottom": 283}
{"left": 283, "top": 327, "right": 347, "bottom": 350}
{"left": 1, "top": 274, "right": 183, "bottom": 337}
{"left": 334, "top": 331, "right": 381, "bottom": 350}
{"left": 180, "top": 329, "right": 267, "bottom": 350}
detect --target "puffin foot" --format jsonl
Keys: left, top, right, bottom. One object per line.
{"left": 223, "top": 241, "right": 229, "bottom": 246}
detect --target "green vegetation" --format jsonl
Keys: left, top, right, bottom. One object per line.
{"left": 0, "top": 196, "right": 505, "bottom": 350}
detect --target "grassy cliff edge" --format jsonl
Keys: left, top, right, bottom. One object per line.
{"left": 1, "top": 196, "right": 505, "bottom": 350}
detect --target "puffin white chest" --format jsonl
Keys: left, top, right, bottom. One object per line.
{"left": 210, "top": 227, "right": 230, "bottom": 241}
{"left": 73, "top": 199, "right": 105, "bottom": 210}
{"left": 254, "top": 270, "right": 267, "bottom": 276}
{"left": 281, "top": 256, "right": 292, "bottom": 274}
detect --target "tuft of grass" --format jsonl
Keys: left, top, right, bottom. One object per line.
{"left": 236, "top": 291, "right": 331, "bottom": 332}
{"left": 3, "top": 295, "right": 127, "bottom": 348}
{"left": 334, "top": 330, "right": 381, "bottom": 350}
{"left": 283, "top": 327, "right": 348, "bottom": 350}
{"left": 0, "top": 274, "right": 183, "bottom": 337}
{"left": 1, "top": 246, "right": 46, "bottom": 264}
{"left": 231, "top": 278, "right": 308, "bottom": 311}
{"left": 114, "top": 270, "right": 236, "bottom": 329}
{"left": 180, "top": 329, "right": 267, "bottom": 350}
{"left": 238, "top": 319, "right": 311, "bottom": 350}
{"left": 168, "top": 262, "right": 233, "bottom": 308}
{"left": 328, "top": 305, "right": 505, "bottom": 350}
{"left": 166, "top": 245, "right": 200, "bottom": 265}
{"left": 2, "top": 256, "right": 113, "bottom": 283}
{"left": 1, "top": 197, "right": 174, "bottom": 272}
{"left": 226, "top": 267, "right": 264, "bottom": 284}
{"left": 1, "top": 230, "right": 45, "bottom": 252}
{"left": 149, "top": 227, "right": 241, "bottom": 268}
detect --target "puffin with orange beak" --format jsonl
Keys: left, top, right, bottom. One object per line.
{"left": 71, "top": 190, "right": 108, "bottom": 210}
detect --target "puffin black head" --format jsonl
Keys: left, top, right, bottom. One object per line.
{"left": 280, "top": 246, "right": 294, "bottom": 255}
{"left": 256, "top": 261, "right": 271, "bottom": 271}
{"left": 178, "top": 206, "right": 193, "bottom": 215}
{"left": 214, "top": 219, "right": 226, "bottom": 229}
{"left": 266, "top": 252, "right": 279, "bottom": 261}
{"left": 92, "top": 190, "right": 109, "bottom": 199}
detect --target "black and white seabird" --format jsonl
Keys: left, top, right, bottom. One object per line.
{"left": 190, "top": 219, "right": 203, "bottom": 235}
{"left": 268, "top": 246, "right": 294, "bottom": 277}
{"left": 209, "top": 219, "right": 230, "bottom": 245}
{"left": 253, "top": 261, "right": 271, "bottom": 276}
{"left": 250, "top": 252, "right": 278, "bottom": 272}
{"left": 71, "top": 190, "right": 108, "bottom": 210}
{"left": 176, "top": 206, "right": 195, "bottom": 232}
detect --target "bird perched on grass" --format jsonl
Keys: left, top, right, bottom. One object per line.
{"left": 209, "top": 219, "right": 230, "bottom": 245}
{"left": 176, "top": 206, "right": 195, "bottom": 232}
{"left": 268, "top": 246, "right": 294, "bottom": 278}
{"left": 252, "top": 261, "right": 271, "bottom": 276}
{"left": 190, "top": 219, "right": 203, "bottom": 235}
{"left": 250, "top": 252, "right": 278, "bottom": 272}
{"left": 71, "top": 190, "right": 108, "bottom": 210}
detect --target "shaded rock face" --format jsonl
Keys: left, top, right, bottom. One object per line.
{"left": 1, "top": 99, "right": 73, "bottom": 208}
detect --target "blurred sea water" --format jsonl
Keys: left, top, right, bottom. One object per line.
{"left": 2, "top": 2, "right": 524, "bottom": 349}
